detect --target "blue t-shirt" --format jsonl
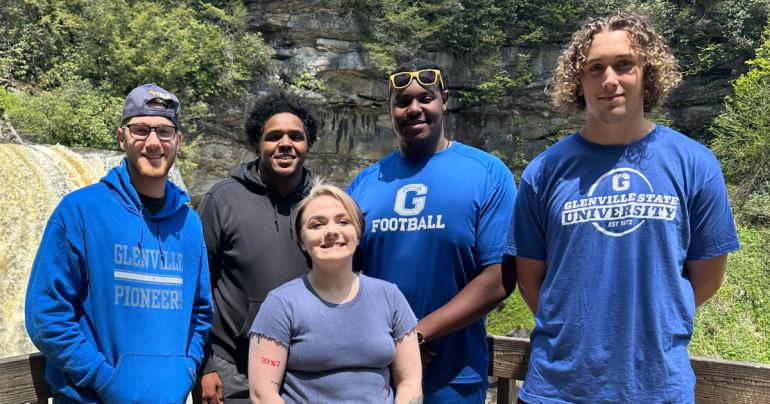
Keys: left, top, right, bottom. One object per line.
{"left": 506, "top": 126, "right": 740, "bottom": 403}
{"left": 250, "top": 274, "right": 417, "bottom": 403}
{"left": 347, "top": 142, "right": 517, "bottom": 391}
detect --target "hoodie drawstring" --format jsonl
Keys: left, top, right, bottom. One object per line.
{"left": 268, "top": 193, "right": 279, "bottom": 232}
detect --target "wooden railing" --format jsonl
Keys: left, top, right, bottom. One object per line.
{"left": 2, "top": 336, "right": 769, "bottom": 403}
{"left": 487, "top": 336, "right": 770, "bottom": 403}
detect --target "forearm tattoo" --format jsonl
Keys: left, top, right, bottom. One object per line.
{"left": 408, "top": 396, "right": 423, "bottom": 404}
{"left": 260, "top": 357, "right": 281, "bottom": 367}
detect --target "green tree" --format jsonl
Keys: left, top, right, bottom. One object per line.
{"left": 0, "top": 0, "right": 273, "bottom": 148}
{"left": 711, "top": 20, "right": 770, "bottom": 206}
{"left": 1, "top": 80, "right": 123, "bottom": 149}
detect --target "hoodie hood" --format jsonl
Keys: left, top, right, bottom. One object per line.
{"left": 230, "top": 159, "right": 313, "bottom": 233}
{"left": 230, "top": 159, "right": 313, "bottom": 197}
{"left": 100, "top": 159, "right": 190, "bottom": 219}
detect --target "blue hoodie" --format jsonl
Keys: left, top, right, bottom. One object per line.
{"left": 25, "top": 160, "right": 213, "bottom": 403}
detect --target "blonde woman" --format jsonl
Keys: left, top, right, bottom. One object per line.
{"left": 248, "top": 184, "right": 422, "bottom": 403}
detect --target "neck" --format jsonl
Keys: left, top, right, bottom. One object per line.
{"left": 127, "top": 165, "right": 166, "bottom": 198}
{"left": 400, "top": 133, "right": 450, "bottom": 158}
{"left": 307, "top": 262, "right": 358, "bottom": 304}
{"left": 581, "top": 116, "right": 654, "bottom": 146}
{"left": 259, "top": 165, "right": 303, "bottom": 196}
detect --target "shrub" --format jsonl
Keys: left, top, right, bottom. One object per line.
{"left": 5, "top": 80, "right": 122, "bottom": 149}
{"left": 711, "top": 20, "right": 770, "bottom": 203}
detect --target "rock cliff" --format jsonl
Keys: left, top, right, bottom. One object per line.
{"left": 189, "top": 0, "right": 743, "bottom": 205}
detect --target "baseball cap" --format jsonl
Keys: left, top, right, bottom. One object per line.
{"left": 121, "top": 83, "right": 180, "bottom": 128}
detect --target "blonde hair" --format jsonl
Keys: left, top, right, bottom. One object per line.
{"left": 551, "top": 10, "right": 682, "bottom": 113}
{"left": 293, "top": 183, "right": 364, "bottom": 246}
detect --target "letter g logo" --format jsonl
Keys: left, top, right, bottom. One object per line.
{"left": 612, "top": 173, "right": 630, "bottom": 192}
{"left": 394, "top": 183, "right": 427, "bottom": 216}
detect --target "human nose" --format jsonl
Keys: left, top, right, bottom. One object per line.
{"left": 602, "top": 67, "right": 619, "bottom": 91}
{"left": 405, "top": 99, "right": 422, "bottom": 116}
{"left": 277, "top": 134, "right": 292, "bottom": 149}
{"left": 324, "top": 223, "right": 340, "bottom": 237}
{"left": 143, "top": 128, "right": 163, "bottom": 146}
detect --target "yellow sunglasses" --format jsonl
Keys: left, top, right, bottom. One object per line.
{"left": 388, "top": 69, "right": 445, "bottom": 90}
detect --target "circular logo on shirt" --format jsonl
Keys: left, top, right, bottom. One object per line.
{"left": 586, "top": 168, "right": 652, "bottom": 237}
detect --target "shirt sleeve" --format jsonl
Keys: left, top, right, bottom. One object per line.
{"left": 506, "top": 175, "right": 547, "bottom": 261}
{"left": 387, "top": 283, "right": 418, "bottom": 340}
{"left": 25, "top": 208, "right": 114, "bottom": 391}
{"left": 249, "top": 292, "right": 292, "bottom": 347}
{"left": 475, "top": 161, "right": 517, "bottom": 266}
{"left": 686, "top": 169, "right": 740, "bottom": 260}
{"left": 186, "top": 239, "right": 214, "bottom": 372}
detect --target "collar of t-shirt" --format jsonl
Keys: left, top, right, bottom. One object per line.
{"left": 138, "top": 193, "right": 166, "bottom": 216}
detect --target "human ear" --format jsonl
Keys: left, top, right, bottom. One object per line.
{"left": 117, "top": 127, "right": 127, "bottom": 151}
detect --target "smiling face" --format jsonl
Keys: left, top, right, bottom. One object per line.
{"left": 300, "top": 195, "right": 359, "bottom": 268}
{"left": 579, "top": 29, "right": 645, "bottom": 126}
{"left": 390, "top": 81, "right": 448, "bottom": 158}
{"left": 118, "top": 115, "right": 180, "bottom": 183}
{"left": 258, "top": 112, "right": 308, "bottom": 180}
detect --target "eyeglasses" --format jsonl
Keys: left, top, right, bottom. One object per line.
{"left": 125, "top": 124, "right": 178, "bottom": 141}
{"left": 389, "top": 69, "right": 445, "bottom": 90}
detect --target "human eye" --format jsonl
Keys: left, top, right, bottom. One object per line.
{"left": 290, "top": 132, "right": 306, "bottom": 141}
{"left": 615, "top": 59, "right": 634, "bottom": 72}
{"left": 587, "top": 63, "right": 603, "bottom": 73}
{"left": 129, "top": 125, "right": 151, "bottom": 137}
{"left": 263, "top": 132, "right": 280, "bottom": 142}
{"left": 419, "top": 94, "right": 435, "bottom": 104}
{"left": 157, "top": 126, "right": 177, "bottom": 139}
{"left": 394, "top": 98, "right": 410, "bottom": 108}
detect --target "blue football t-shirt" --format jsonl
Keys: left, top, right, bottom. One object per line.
{"left": 506, "top": 126, "right": 740, "bottom": 403}
{"left": 347, "top": 141, "right": 516, "bottom": 392}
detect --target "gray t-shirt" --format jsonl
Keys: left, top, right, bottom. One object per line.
{"left": 250, "top": 274, "right": 417, "bottom": 403}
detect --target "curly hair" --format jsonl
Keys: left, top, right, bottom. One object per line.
{"left": 551, "top": 10, "right": 682, "bottom": 112}
{"left": 245, "top": 90, "right": 319, "bottom": 146}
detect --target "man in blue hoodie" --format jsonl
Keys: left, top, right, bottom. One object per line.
{"left": 25, "top": 83, "right": 213, "bottom": 403}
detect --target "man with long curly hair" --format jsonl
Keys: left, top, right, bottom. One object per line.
{"left": 504, "top": 11, "right": 740, "bottom": 402}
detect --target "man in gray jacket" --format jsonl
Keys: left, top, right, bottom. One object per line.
{"left": 197, "top": 91, "right": 319, "bottom": 403}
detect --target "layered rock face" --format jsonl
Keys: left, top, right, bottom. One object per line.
{"left": 189, "top": 0, "right": 740, "bottom": 206}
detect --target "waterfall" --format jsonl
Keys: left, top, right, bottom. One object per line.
{"left": 0, "top": 143, "right": 185, "bottom": 358}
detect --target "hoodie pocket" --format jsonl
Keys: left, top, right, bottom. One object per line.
{"left": 97, "top": 354, "right": 195, "bottom": 404}
{"left": 237, "top": 298, "right": 264, "bottom": 338}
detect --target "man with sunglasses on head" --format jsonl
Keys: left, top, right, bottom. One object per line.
{"left": 507, "top": 11, "right": 739, "bottom": 402}
{"left": 196, "top": 90, "right": 319, "bottom": 404}
{"left": 347, "top": 61, "right": 517, "bottom": 403}
{"left": 25, "top": 83, "right": 213, "bottom": 403}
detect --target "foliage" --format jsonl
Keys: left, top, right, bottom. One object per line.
{"left": 737, "top": 189, "right": 770, "bottom": 226}
{"left": 456, "top": 54, "right": 533, "bottom": 106}
{"left": 0, "top": 88, "right": 21, "bottom": 117}
{"left": 353, "top": 0, "right": 770, "bottom": 111}
{"left": 711, "top": 21, "right": 770, "bottom": 203}
{"left": 690, "top": 225, "right": 770, "bottom": 364}
{"left": 0, "top": 0, "right": 273, "bottom": 157}
{"left": 0, "top": 0, "right": 272, "bottom": 101}
{"left": 1, "top": 80, "right": 122, "bottom": 149}
{"left": 486, "top": 289, "right": 534, "bottom": 336}
{"left": 176, "top": 135, "right": 201, "bottom": 189}
{"left": 289, "top": 72, "right": 337, "bottom": 98}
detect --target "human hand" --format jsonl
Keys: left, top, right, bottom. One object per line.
{"left": 200, "top": 371, "right": 223, "bottom": 404}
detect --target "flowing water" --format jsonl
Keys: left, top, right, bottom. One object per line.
{"left": 0, "top": 144, "right": 185, "bottom": 358}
